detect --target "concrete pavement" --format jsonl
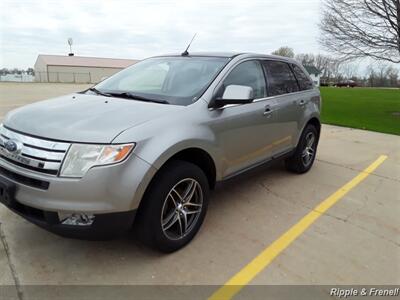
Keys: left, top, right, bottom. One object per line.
{"left": 0, "top": 83, "right": 398, "bottom": 299}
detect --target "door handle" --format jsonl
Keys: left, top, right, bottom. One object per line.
{"left": 263, "top": 105, "right": 273, "bottom": 117}
{"left": 298, "top": 99, "right": 306, "bottom": 106}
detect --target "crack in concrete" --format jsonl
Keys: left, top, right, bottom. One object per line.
{"left": 321, "top": 212, "right": 400, "bottom": 248}
{"left": 259, "top": 181, "right": 322, "bottom": 213}
{"left": 316, "top": 211, "right": 348, "bottom": 223}
{"left": 0, "top": 223, "right": 24, "bottom": 300}
{"left": 258, "top": 182, "right": 289, "bottom": 202}
{"left": 316, "top": 159, "right": 400, "bottom": 183}
{"left": 258, "top": 182, "right": 400, "bottom": 248}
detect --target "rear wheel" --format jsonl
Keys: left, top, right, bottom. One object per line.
{"left": 135, "top": 160, "right": 209, "bottom": 252}
{"left": 285, "top": 124, "right": 319, "bottom": 174}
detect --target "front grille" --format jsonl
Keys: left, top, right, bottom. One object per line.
{"left": 0, "top": 126, "right": 70, "bottom": 176}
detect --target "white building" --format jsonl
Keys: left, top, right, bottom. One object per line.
{"left": 34, "top": 55, "right": 138, "bottom": 83}
{"left": 304, "top": 65, "right": 321, "bottom": 86}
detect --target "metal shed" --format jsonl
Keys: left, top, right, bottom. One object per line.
{"left": 34, "top": 55, "right": 138, "bottom": 83}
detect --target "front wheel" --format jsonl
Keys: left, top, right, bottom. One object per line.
{"left": 135, "top": 160, "right": 209, "bottom": 252}
{"left": 285, "top": 124, "right": 319, "bottom": 174}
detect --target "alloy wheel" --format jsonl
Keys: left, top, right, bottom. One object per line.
{"left": 301, "top": 132, "right": 316, "bottom": 167}
{"left": 161, "top": 178, "right": 203, "bottom": 240}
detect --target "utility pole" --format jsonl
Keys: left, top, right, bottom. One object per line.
{"left": 68, "top": 38, "right": 74, "bottom": 56}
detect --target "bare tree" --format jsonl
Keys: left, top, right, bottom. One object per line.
{"left": 295, "top": 53, "right": 316, "bottom": 66}
{"left": 319, "top": 0, "right": 400, "bottom": 63}
{"left": 366, "top": 63, "right": 400, "bottom": 86}
{"left": 271, "top": 46, "right": 295, "bottom": 58}
{"left": 295, "top": 53, "right": 341, "bottom": 82}
{"left": 315, "top": 55, "right": 341, "bottom": 80}
{"left": 339, "top": 63, "right": 359, "bottom": 79}
{"left": 386, "top": 66, "right": 399, "bottom": 85}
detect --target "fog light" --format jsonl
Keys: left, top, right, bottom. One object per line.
{"left": 59, "top": 212, "right": 95, "bottom": 226}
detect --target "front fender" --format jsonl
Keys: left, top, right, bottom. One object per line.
{"left": 113, "top": 117, "right": 223, "bottom": 178}
{"left": 115, "top": 125, "right": 222, "bottom": 209}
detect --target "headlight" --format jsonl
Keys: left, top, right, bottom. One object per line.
{"left": 60, "top": 143, "right": 135, "bottom": 177}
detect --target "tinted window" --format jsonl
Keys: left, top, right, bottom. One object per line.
{"left": 218, "top": 60, "right": 266, "bottom": 99}
{"left": 263, "top": 61, "right": 299, "bottom": 96}
{"left": 292, "top": 64, "right": 313, "bottom": 90}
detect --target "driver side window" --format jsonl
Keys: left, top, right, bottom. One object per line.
{"left": 217, "top": 60, "right": 266, "bottom": 99}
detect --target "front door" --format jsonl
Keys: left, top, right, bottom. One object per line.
{"left": 208, "top": 60, "right": 280, "bottom": 178}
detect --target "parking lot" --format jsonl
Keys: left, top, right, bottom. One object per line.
{"left": 0, "top": 83, "right": 399, "bottom": 299}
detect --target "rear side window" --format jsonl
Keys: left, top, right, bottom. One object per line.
{"left": 263, "top": 61, "right": 299, "bottom": 96}
{"left": 291, "top": 64, "right": 314, "bottom": 90}
{"left": 218, "top": 60, "right": 267, "bottom": 99}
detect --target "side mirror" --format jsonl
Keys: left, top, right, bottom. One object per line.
{"left": 211, "top": 85, "right": 254, "bottom": 108}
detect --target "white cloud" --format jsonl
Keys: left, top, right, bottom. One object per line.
{"left": 0, "top": 0, "right": 322, "bottom": 68}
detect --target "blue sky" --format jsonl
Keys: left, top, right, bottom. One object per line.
{"left": 0, "top": 0, "right": 322, "bottom": 68}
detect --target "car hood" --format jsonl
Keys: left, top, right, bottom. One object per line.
{"left": 3, "top": 93, "right": 183, "bottom": 143}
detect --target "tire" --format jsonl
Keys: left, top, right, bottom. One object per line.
{"left": 285, "top": 124, "right": 319, "bottom": 174}
{"left": 134, "top": 160, "right": 209, "bottom": 253}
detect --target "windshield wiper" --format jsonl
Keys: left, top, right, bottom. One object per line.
{"left": 87, "top": 87, "right": 111, "bottom": 97}
{"left": 107, "top": 92, "right": 169, "bottom": 104}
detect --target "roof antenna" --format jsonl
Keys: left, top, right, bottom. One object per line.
{"left": 181, "top": 33, "right": 197, "bottom": 56}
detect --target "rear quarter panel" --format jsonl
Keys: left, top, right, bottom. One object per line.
{"left": 296, "top": 87, "right": 321, "bottom": 145}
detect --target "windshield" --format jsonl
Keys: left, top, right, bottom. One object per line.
{"left": 94, "top": 56, "right": 229, "bottom": 105}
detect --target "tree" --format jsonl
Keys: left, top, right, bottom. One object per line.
{"left": 315, "top": 54, "right": 341, "bottom": 80}
{"left": 339, "top": 63, "right": 359, "bottom": 80}
{"left": 367, "top": 66, "right": 377, "bottom": 87}
{"left": 319, "top": 0, "right": 400, "bottom": 63}
{"left": 271, "top": 46, "right": 295, "bottom": 58}
{"left": 295, "top": 53, "right": 341, "bottom": 82}
{"left": 387, "top": 66, "right": 399, "bottom": 86}
{"left": 26, "top": 68, "right": 35, "bottom": 75}
{"left": 295, "top": 53, "right": 315, "bottom": 66}
{"left": 366, "top": 63, "right": 400, "bottom": 86}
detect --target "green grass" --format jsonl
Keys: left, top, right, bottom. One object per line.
{"left": 320, "top": 87, "right": 400, "bottom": 135}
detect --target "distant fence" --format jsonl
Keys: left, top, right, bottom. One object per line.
{"left": 0, "top": 74, "right": 34, "bottom": 82}
{"left": 34, "top": 72, "right": 92, "bottom": 84}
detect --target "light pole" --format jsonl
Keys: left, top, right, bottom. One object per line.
{"left": 68, "top": 38, "right": 74, "bottom": 56}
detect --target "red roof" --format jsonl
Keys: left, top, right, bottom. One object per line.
{"left": 36, "top": 54, "right": 138, "bottom": 68}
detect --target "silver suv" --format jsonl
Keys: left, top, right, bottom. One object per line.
{"left": 0, "top": 52, "right": 321, "bottom": 252}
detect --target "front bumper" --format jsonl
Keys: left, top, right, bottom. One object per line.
{"left": 0, "top": 152, "right": 157, "bottom": 239}
{"left": 3, "top": 196, "right": 136, "bottom": 239}
{"left": 0, "top": 152, "right": 157, "bottom": 213}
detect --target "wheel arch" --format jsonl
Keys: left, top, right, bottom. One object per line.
{"left": 295, "top": 116, "right": 321, "bottom": 148}
{"left": 134, "top": 147, "right": 217, "bottom": 224}
{"left": 158, "top": 147, "right": 217, "bottom": 190}
{"left": 307, "top": 117, "right": 321, "bottom": 136}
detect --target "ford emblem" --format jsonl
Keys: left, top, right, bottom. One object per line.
{"left": 4, "top": 139, "right": 22, "bottom": 153}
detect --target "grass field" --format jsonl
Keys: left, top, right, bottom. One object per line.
{"left": 320, "top": 87, "right": 400, "bottom": 135}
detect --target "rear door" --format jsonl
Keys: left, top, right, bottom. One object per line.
{"left": 261, "top": 60, "right": 301, "bottom": 155}
{"left": 290, "top": 63, "right": 316, "bottom": 143}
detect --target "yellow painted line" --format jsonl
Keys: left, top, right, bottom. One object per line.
{"left": 208, "top": 155, "right": 388, "bottom": 300}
